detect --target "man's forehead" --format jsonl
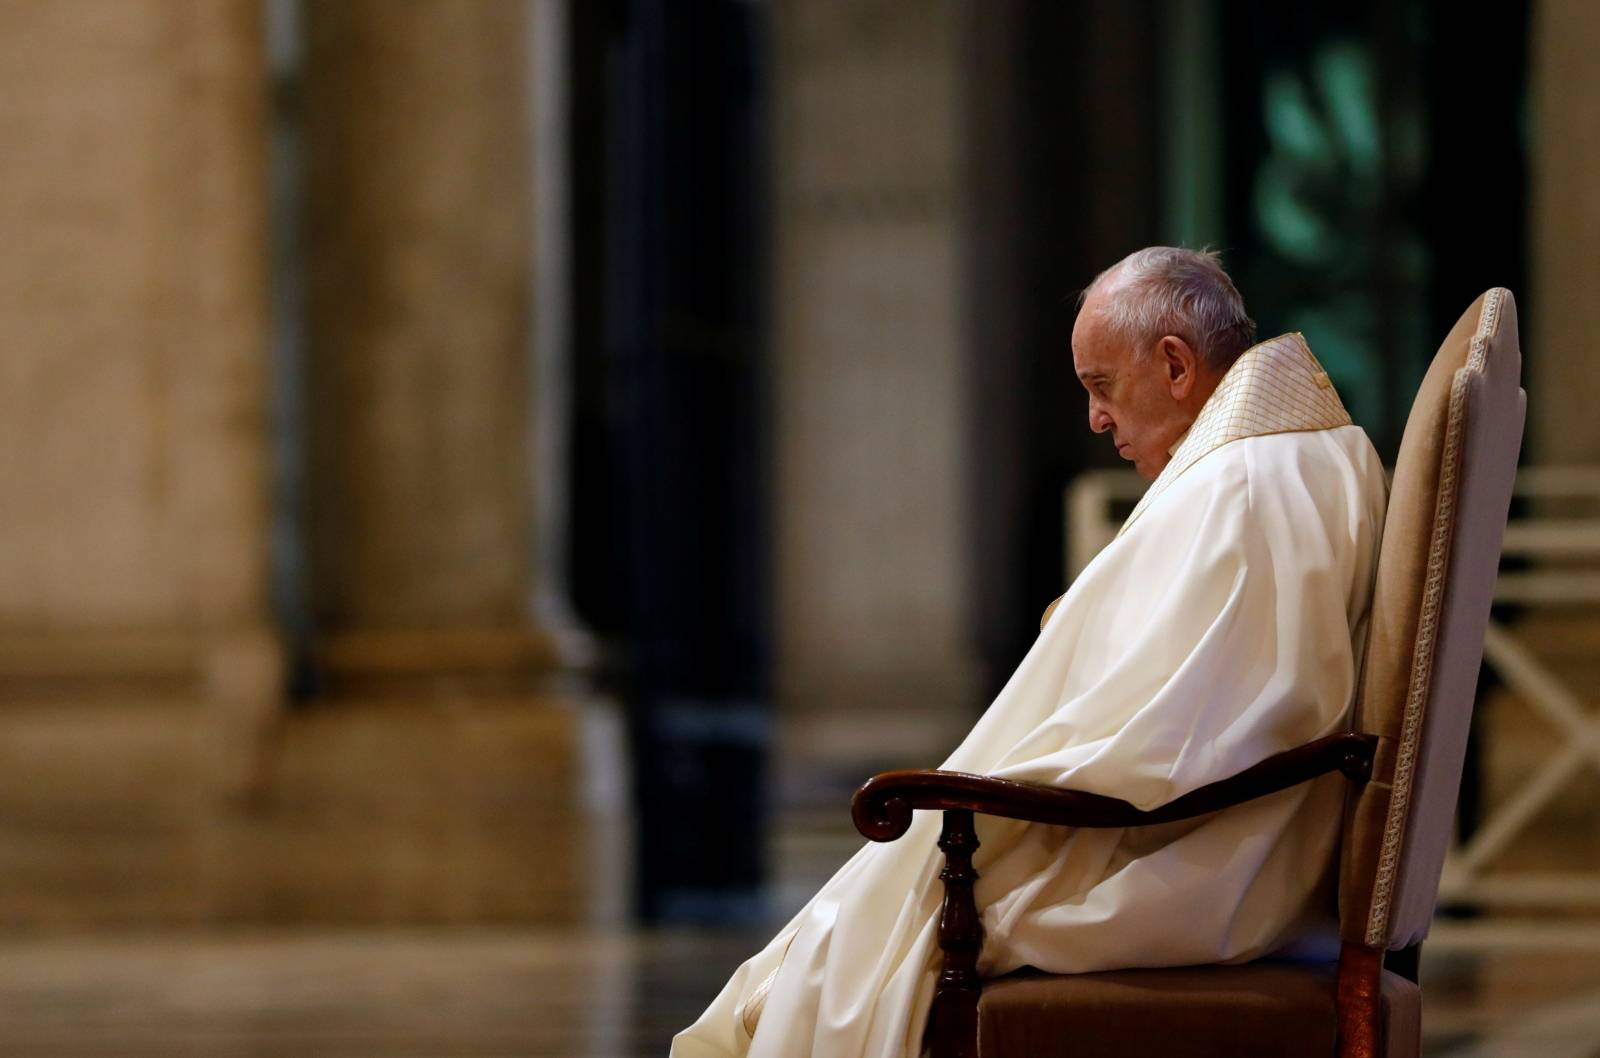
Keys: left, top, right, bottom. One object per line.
{"left": 1072, "top": 314, "right": 1122, "bottom": 378}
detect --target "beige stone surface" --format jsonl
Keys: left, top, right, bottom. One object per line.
{"left": 1530, "top": 0, "right": 1600, "bottom": 465}
{"left": 0, "top": 692, "right": 624, "bottom": 928}
{"left": 0, "top": 1, "right": 273, "bottom": 657}
{"left": 772, "top": 0, "right": 979, "bottom": 749}
{"left": 302, "top": 0, "right": 538, "bottom": 648}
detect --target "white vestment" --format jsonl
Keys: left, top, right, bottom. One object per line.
{"left": 671, "top": 333, "right": 1389, "bottom": 1058}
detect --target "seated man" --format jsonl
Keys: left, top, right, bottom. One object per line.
{"left": 671, "top": 247, "right": 1388, "bottom": 1058}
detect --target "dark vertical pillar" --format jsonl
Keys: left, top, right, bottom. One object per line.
{"left": 571, "top": 0, "right": 772, "bottom": 924}
{"left": 1418, "top": 0, "right": 1530, "bottom": 849}
{"left": 961, "top": 0, "right": 1166, "bottom": 700}
{"left": 1419, "top": 0, "right": 1529, "bottom": 343}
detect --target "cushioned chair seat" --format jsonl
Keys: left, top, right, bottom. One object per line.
{"left": 977, "top": 961, "right": 1420, "bottom": 1058}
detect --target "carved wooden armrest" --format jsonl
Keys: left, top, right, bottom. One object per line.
{"left": 851, "top": 730, "right": 1378, "bottom": 842}
{"left": 848, "top": 730, "right": 1379, "bottom": 1058}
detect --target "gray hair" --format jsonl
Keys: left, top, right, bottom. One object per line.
{"left": 1079, "top": 247, "right": 1257, "bottom": 370}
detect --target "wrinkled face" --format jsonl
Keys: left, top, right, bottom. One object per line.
{"left": 1072, "top": 294, "right": 1206, "bottom": 480}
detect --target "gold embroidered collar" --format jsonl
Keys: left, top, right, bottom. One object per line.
{"left": 1118, "top": 332, "right": 1352, "bottom": 535}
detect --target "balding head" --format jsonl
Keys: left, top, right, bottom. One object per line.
{"left": 1071, "top": 247, "right": 1255, "bottom": 479}
{"left": 1081, "top": 247, "right": 1256, "bottom": 371}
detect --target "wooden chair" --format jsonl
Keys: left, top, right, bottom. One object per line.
{"left": 852, "top": 290, "right": 1525, "bottom": 1058}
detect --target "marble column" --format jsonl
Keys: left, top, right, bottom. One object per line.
{"left": 0, "top": 0, "right": 280, "bottom": 740}
{"left": 301, "top": 0, "right": 585, "bottom": 688}
{"left": 1529, "top": 0, "right": 1600, "bottom": 465}
{"left": 772, "top": 0, "right": 980, "bottom": 764}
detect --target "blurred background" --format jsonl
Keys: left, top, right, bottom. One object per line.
{"left": 0, "top": 0, "right": 1595, "bottom": 1054}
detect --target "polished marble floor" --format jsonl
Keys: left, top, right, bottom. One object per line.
{"left": 0, "top": 668, "right": 1595, "bottom": 1056}
{"left": 0, "top": 928, "right": 752, "bottom": 1058}
{"left": 0, "top": 922, "right": 1598, "bottom": 1056}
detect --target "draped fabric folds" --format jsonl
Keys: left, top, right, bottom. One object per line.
{"left": 672, "top": 335, "right": 1388, "bottom": 1058}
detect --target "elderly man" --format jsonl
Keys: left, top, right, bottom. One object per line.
{"left": 672, "top": 247, "right": 1388, "bottom": 1058}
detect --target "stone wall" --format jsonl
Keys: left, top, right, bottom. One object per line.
{"left": 1529, "top": 0, "right": 1600, "bottom": 465}
{"left": 771, "top": 0, "right": 980, "bottom": 763}
{"left": 0, "top": 1, "right": 276, "bottom": 704}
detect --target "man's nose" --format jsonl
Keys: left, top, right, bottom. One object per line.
{"left": 1088, "top": 404, "right": 1112, "bottom": 434}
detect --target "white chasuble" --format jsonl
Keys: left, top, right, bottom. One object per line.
{"left": 671, "top": 333, "right": 1389, "bottom": 1058}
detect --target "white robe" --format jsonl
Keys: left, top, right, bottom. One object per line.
{"left": 671, "top": 333, "right": 1389, "bottom": 1058}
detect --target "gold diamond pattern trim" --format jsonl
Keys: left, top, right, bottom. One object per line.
{"left": 1117, "top": 332, "right": 1354, "bottom": 536}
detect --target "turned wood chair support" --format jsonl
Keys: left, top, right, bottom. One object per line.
{"left": 852, "top": 731, "right": 1383, "bottom": 1058}
{"left": 929, "top": 809, "right": 982, "bottom": 1058}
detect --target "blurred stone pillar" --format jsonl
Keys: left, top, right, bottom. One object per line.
{"left": 0, "top": 0, "right": 280, "bottom": 763}
{"left": 1530, "top": 0, "right": 1600, "bottom": 464}
{"left": 302, "top": 0, "right": 584, "bottom": 689}
{"left": 772, "top": 1, "right": 980, "bottom": 763}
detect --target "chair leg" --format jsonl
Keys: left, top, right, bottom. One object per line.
{"left": 926, "top": 809, "right": 982, "bottom": 1058}
{"left": 1336, "top": 941, "right": 1384, "bottom": 1058}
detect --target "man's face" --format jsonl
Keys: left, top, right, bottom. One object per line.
{"left": 1071, "top": 296, "right": 1205, "bottom": 480}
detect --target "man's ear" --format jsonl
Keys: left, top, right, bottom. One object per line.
{"left": 1159, "top": 335, "right": 1199, "bottom": 399}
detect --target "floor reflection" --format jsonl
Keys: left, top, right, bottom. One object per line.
{"left": 0, "top": 922, "right": 1596, "bottom": 1056}
{"left": 0, "top": 688, "right": 1594, "bottom": 1055}
{"left": 0, "top": 929, "right": 757, "bottom": 1057}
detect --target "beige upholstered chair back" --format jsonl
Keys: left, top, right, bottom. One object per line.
{"left": 1339, "top": 289, "right": 1526, "bottom": 950}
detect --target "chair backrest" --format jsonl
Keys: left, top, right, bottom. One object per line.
{"left": 1337, "top": 289, "right": 1526, "bottom": 950}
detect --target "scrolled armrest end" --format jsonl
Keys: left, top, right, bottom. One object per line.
{"left": 852, "top": 780, "right": 914, "bottom": 842}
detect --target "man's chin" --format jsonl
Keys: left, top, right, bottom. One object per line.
{"left": 1129, "top": 454, "right": 1166, "bottom": 481}
{"left": 1115, "top": 442, "right": 1163, "bottom": 480}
